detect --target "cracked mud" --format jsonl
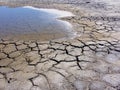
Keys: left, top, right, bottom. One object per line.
{"left": 0, "top": 0, "right": 120, "bottom": 90}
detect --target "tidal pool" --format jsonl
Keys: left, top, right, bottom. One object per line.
{"left": 0, "top": 6, "right": 76, "bottom": 41}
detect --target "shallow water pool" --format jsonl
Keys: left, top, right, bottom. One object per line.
{"left": 0, "top": 6, "right": 76, "bottom": 41}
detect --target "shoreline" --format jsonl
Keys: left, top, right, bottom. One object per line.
{"left": 0, "top": 4, "right": 78, "bottom": 42}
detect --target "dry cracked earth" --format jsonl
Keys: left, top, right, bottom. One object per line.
{"left": 0, "top": 0, "right": 120, "bottom": 90}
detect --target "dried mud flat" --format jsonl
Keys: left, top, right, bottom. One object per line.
{"left": 0, "top": 0, "right": 120, "bottom": 90}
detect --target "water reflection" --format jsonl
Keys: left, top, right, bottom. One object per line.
{"left": 0, "top": 6, "right": 76, "bottom": 41}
